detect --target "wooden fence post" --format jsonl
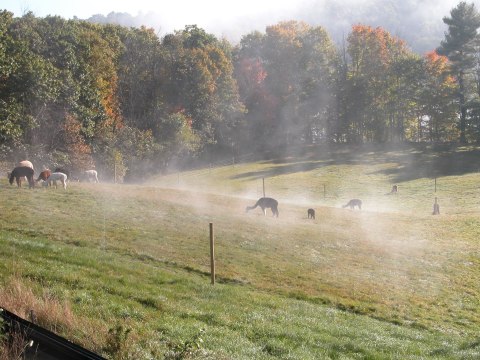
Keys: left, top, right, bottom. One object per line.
{"left": 433, "top": 197, "right": 440, "bottom": 215}
{"left": 210, "top": 223, "right": 215, "bottom": 285}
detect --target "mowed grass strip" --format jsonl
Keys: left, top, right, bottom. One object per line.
{"left": 1, "top": 224, "right": 479, "bottom": 359}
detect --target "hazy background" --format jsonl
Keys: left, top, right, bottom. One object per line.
{"left": 3, "top": 0, "right": 479, "bottom": 53}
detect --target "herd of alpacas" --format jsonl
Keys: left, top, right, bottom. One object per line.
{"left": 244, "top": 185, "right": 399, "bottom": 217}
{"left": 8, "top": 161, "right": 401, "bottom": 216}
{"left": 244, "top": 186, "right": 400, "bottom": 217}
{"left": 245, "top": 196, "right": 367, "bottom": 219}
{"left": 6, "top": 160, "right": 99, "bottom": 190}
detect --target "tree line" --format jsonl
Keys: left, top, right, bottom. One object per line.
{"left": 1, "top": 2, "right": 479, "bottom": 181}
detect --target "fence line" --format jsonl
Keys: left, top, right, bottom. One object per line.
{"left": 173, "top": 153, "right": 257, "bottom": 179}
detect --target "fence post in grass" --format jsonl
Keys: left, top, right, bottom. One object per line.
{"left": 262, "top": 178, "right": 265, "bottom": 197}
{"left": 433, "top": 197, "right": 440, "bottom": 215}
{"left": 434, "top": 177, "right": 437, "bottom": 193}
{"left": 209, "top": 222, "right": 215, "bottom": 285}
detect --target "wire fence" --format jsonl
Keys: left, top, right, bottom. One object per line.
{"left": 173, "top": 152, "right": 257, "bottom": 179}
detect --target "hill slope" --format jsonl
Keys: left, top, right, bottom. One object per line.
{"left": 1, "top": 144, "right": 479, "bottom": 358}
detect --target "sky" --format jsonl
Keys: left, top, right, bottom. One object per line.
{"left": 2, "top": 0, "right": 309, "bottom": 19}
{"left": 2, "top": 0, "right": 314, "bottom": 29}
{"left": 1, "top": 0, "right": 477, "bottom": 49}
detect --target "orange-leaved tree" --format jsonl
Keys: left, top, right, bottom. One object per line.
{"left": 419, "top": 51, "right": 458, "bottom": 142}
{"left": 62, "top": 113, "right": 95, "bottom": 171}
{"left": 346, "top": 24, "right": 415, "bottom": 142}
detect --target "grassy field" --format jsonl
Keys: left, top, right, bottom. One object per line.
{"left": 1, "top": 143, "right": 479, "bottom": 359}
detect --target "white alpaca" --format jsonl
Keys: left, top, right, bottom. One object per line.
{"left": 18, "top": 160, "right": 34, "bottom": 170}
{"left": 44, "top": 172, "right": 68, "bottom": 190}
{"left": 83, "top": 169, "right": 99, "bottom": 183}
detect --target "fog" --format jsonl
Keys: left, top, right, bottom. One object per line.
{"left": 86, "top": 0, "right": 479, "bottom": 53}
{"left": 5, "top": 0, "right": 476, "bottom": 53}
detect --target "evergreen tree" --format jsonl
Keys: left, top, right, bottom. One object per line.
{"left": 437, "top": 1, "right": 480, "bottom": 143}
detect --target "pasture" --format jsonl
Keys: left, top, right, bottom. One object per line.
{"left": 1, "top": 143, "right": 479, "bottom": 359}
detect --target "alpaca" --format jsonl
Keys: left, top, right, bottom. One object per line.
{"left": 45, "top": 172, "right": 68, "bottom": 190}
{"left": 246, "top": 197, "right": 279, "bottom": 217}
{"left": 385, "top": 184, "right": 398, "bottom": 195}
{"left": 54, "top": 167, "right": 70, "bottom": 179}
{"left": 342, "top": 199, "right": 362, "bottom": 210}
{"left": 9, "top": 167, "right": 35, "bottom": 188}
{"left": 18, "top": 160, "right": 34, "bottom": 170}
{"left": 36, "top": 169, "right": 51, "bottom": 183}
{"left": 82, "top": 169, "right": 99, "bottom": 183}
{"left": 7, "top": 172, "right": 26, "bottom": 183}
{"left": 307, "top": 208, "right": 315, "bottom": 219}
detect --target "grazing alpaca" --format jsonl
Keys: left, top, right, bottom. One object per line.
{"left": 7, "top": 172, "right": 26, "bottom": 182}
{"left": 54, "top": 167, "right": 70, "bottom": 180}
{"left": 36, "top": 169, "right": 51, "bottom": 183}
{"left": 83, "top": 169, "right": 99, "bottom": 183}
{"left": 385, "top": 184, "right": 398, "bottom": 195}
{"left": 246, "top": 197, "right": 279, "bottom": 217}
{"left": 44, "top": 172, "right": 68, "bottom": 190}
{"left": 342, "top": 199, "right": 362, "bottom": 210}
{"left": 18, "top": 160, "right": 34, "bottom": 170}
{"left": 307, "top": 208, "right": 315, "bottom": 219}
{"left": 9, "top": 167, "right": 35, "bottom": 188}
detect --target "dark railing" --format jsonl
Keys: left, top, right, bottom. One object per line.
{"left": 0, "top": 307, "right": 105, "bottom": 360}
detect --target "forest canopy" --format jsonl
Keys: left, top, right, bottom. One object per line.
{"left": 1, "top": 2, "right": 480, "bottom": 181}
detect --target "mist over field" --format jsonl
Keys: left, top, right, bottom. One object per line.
{"left": 3, "top": 143, "right": 480, "bottom": 358}
{"left": 1, "top": 0, "right": 480, "bottom": 356}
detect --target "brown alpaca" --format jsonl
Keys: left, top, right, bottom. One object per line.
{"left": 246, "top": 197, "right": 279, "bottom": 217}
{"left": 36, "top": 169, "right": 51, "bottom": 183}
{"left": 307, "top": 208, "right": 315, "bottom": 219}
{"left": 342, "top": 199, "right": 362, "bottom": 210}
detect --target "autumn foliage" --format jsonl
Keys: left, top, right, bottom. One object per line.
{"left": 1, "top": 7, "right": 477, "bottom": 176}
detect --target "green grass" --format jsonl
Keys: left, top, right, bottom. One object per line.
{"left": 1, "top": 143, "right": 480, "bottom": 359}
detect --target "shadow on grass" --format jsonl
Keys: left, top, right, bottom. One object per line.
{"left": 230, "top": 143, "right": 480, "bottom": 182}
{"left": 373, "top": 146, "right": 480, "bottom": 182}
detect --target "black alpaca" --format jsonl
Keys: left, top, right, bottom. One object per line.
{"left": 385, "top": 185, "right": 398, "bottom": 195}
{"left": 307, "top": 208, "right": 315, "bottom": 219}
{"left": 9, "top": 166, "right": 35, "bottom": 188}
{"left": 342, "top": 199, "right": 362, "bottom": 210}
{"left": 246, "top": 197, "right": 279, "bottom": 217}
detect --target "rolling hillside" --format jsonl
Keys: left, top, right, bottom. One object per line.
{"left": 1, "top": 143, "right": 479, "bottom": 359}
